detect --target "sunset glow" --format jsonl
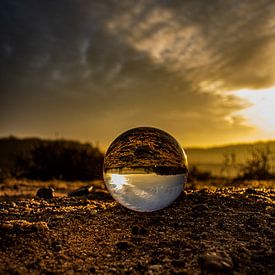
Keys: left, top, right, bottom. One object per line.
{"left": 1, "top": 1, "right": 275, "bottom": 148}
{"left": 233, "top": 87, "right": 275, "bottom": 139}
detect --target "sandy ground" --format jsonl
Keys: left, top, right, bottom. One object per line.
{"left": 0, "top": 180, "right": 274, "bottom": 274}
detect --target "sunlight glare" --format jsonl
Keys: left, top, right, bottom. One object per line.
{"left": 232, "top": 87, "right": 275, "bottom": 134}
{"left": 110, "top": 174, "right": 128, "bottom": 190}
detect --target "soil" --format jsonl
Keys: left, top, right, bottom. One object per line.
{"left": 0, "top": 180, "right": 274, "bottom": 274}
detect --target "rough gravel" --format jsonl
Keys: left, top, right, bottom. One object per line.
{"left": 0, "top": 180, "right": 274, "bottom": 274}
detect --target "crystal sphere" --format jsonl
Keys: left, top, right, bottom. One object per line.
{"left": 103, "top": 127, "right": 188, "bottom": 212}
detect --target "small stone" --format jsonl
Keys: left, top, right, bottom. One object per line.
{"left": 1, "top": 222, "right": 14, "bottom": 231}
{"left": 198, "top": 188, "right": 208, "bottom": 194}
{"left": 192, "top": 204, "right": 209, "bottom": 213}
{"left": 52, "top": 240, "right": 62, "bottom": 252}
{"left": 171, "top": 259, "right": 185, "bottom": 268}
{"left": 90, "top": 190, "right": 111, "bottom": 200}
{"left": 149, "top": 264, "right": 162, "bottom": 272}
{"left": 68, "top": 186, "right": 93, "bottom": 197}
{"left": 265, "top": 206, "right": 275, "bottom": 217}
{"left": 246, "top": 215, "right": 261, "bottom": 228}
{"left": 245, "top": 188, "right": 257, "bottom": 195}
{"left": 36, "top": 187, "right": 54, "bottom": 199}
{"left": 89, "top": 266, "right": 96, "bottom": 273}
{"left": 135, "top": 262, "right": 147, "bottom": 272}
{"left": 1, "top": 209, "right": 9, "bottom": 214}
{"left": 115, "top": 241, "right": 133, "bottom": 250}
{"left": 131, "top": 225, "right": 139, "bottom": 235}
{"left": 35, "top": 221, "right": 49, "bottom": 232}
{"left": 131, "top": 225, "right": 148, "bottom": 235}
{"left": 139, "top": 226, "right": 148, "bottom": 235}
{"left": 90, "top": 209, "right": 98, "bottom": 215}
{"left": 199, "top": 252, "right": 233, "bottom": 273}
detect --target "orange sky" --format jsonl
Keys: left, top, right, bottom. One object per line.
{"left": 0, "top": 1, "right": 275, "bottom": 150}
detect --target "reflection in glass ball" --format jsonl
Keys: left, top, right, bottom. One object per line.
{"left": 103, "top": 127, "right": 188, "bottom": 212}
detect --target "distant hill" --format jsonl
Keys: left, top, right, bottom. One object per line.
{"left": 0, "top": 136, "right": 45, "bottom": 177}
{"left": 0, "top": 136, "right": 104, "bottom": 180}
{"left": 185, "top": 141, "right": 275, "bottom": 177}
{"left": 0, "top": 136, "right": 274, "bottom": 178}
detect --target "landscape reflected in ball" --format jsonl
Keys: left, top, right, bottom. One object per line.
{"left": 103, "top": 127, "right": 188, "bottom": 212}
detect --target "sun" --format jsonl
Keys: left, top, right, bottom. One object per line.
{"left": 232, "top": 86, "right": 275, "bottom": 137}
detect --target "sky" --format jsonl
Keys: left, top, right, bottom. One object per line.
{"left": 1, "top": 0, "right": 275, "bottom": 150}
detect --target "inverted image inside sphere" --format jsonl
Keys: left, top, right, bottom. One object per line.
{"left": 104, "top": 172, "right": 187, "bottom": 212}
{"left": 103, "top": 127, "right": 188, "bottom": 212}
{"left": 104, "top": 127, "right": 188, "bottom": 175}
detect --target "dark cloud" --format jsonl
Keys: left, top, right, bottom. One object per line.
{"left": 0, "top": 0, "right": 274, "bottom": 147}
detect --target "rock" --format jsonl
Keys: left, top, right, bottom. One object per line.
{"left": 52, "top": 240, "right": 62, "bottom": 252}
{"left": 36, "top": 187, "right": 54, "bottom": 199}
{"left": 89, "top": 267, "right": 96, "bottom": 273}
{"left": 201, "top": 232, "right": 208, "bottom": 239}
{"left": 68, "top": 186, "right": 93, "bottom": 197}
{"left": 171, "top": 259, "right": 185, "bottom": 268}
{"left": 199, "top": 252, "right": 233, "bottom": 273}
{"left": 89, "top": 190, "right": 111, "bottom": 200}
{"left": 116, "top": 241, "right": 134, "bottom": 251}
{"left": 246, "top": 215, "right": 262, "bottom": 228}
{"left": 148, "top": 264, "right": 162, "bottom": 272}
{"left": 198, "top": 188, "right": 208, "bottom": 194}
{"left": 1, "top": 220, "right": 49, "bottom": 234}
{"left": 139, "top": 226, "right": 148, "bottom": 235}
{"left": 245, "top": 188, "right": 258, "bottom": 195}
{"left": 265, "top": 206, "right": 275, "bottom": 217}
{"left": 135, "top": 262, "right": 147, "bottom": 272}
{"left": 35, "top": 221, "right": 49, "bottom": 232}
{"left": 192, "top": 204, "right": 209, "bottom": 214}
{"left": 131, "top": 225, "right": 148, "bottom": 235}
{"left": 131, "top": 225, "right": 139, "bottom": 235}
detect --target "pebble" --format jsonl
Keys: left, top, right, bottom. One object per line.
{"left": 90, "top": 209, "right": 98, "bottom": 215}
{"left": 116, "top": 241, "right": 134, "bottom": 250}
{"left": 1, "top": 220, "right": 49, "bottom": 233}
{"left": 198, "top": 188, "right": 209, "bottom": 194}
{"left": 131, "top": 225, "right": 139, "bottom": 235}
{"left": 52, "top": 241, "right": 62, "bottom": 252}
{"left": 149, "top": 264, "right": 162, "bottom": 272}
{"left": 36, "top": 187, "right": 54, "bottom": 199}
{"left": 89, "top": 267, "right": 96, "bottom": 272}
{"left": 131, "top": 225, "right": 148, "bottom": 235}
{"left": 135, "top": 262, "right": 147, "bottom": 272}
{"left": 68, "top": 186, "right": 93, "bottom": 197}
{"left": 89, "top": 190, "right": 111, "bottom": 200}
{"left": 245, "top": 188, "right": 258, "bottom": 195}
{"left": 246, "top": 215, "right": 262, "bottom": 228}
{"left": 171, "top": 259, "right": 185, "bottom": 268}
{"left": 199, "top": 252, "right": 233, "bottom": 272}
{"left": 192, "top": 204, "right": 209, "bottom": 214}
{"left": 265, "top": 206, "right": 275, "bottom": 217}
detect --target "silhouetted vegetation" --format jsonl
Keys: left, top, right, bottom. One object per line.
{"left": 221, "top": 152, "right": 237, "bottom": 178}
{"left": 237, "top": 146, "right": 274, "bottom": 180}
{"left": 1, "top": 137, "right": 275, "bottom": 182}
{"left": 13, "top": 140, "right": 104, "bottom": 181}
{"left": 188, "top": 165, "right": 213, "bottom": 181}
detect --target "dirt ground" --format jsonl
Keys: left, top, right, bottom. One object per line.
{"left": 0, "top": 180, "right": 274, "bottom": 274}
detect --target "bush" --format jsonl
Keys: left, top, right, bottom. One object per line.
{"left": 237, "top": 146, "right": 273, "bottom": 180}
{"left": 14, "top": 140, "right": 104, "bottom": 181}
{"left": 188, "top": 165, "right": 213, "bottom": 181}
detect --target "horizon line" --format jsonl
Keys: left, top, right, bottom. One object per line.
{"left": 1, "top": 134, "right": 274, "bottom": 151}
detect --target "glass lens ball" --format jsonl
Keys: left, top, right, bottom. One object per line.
{"left": 103, "top": 127, "right": 188, "bottom": 212}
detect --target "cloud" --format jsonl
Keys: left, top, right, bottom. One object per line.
{"left": 0, "top": 0, "right": 274, "bottom": 147}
